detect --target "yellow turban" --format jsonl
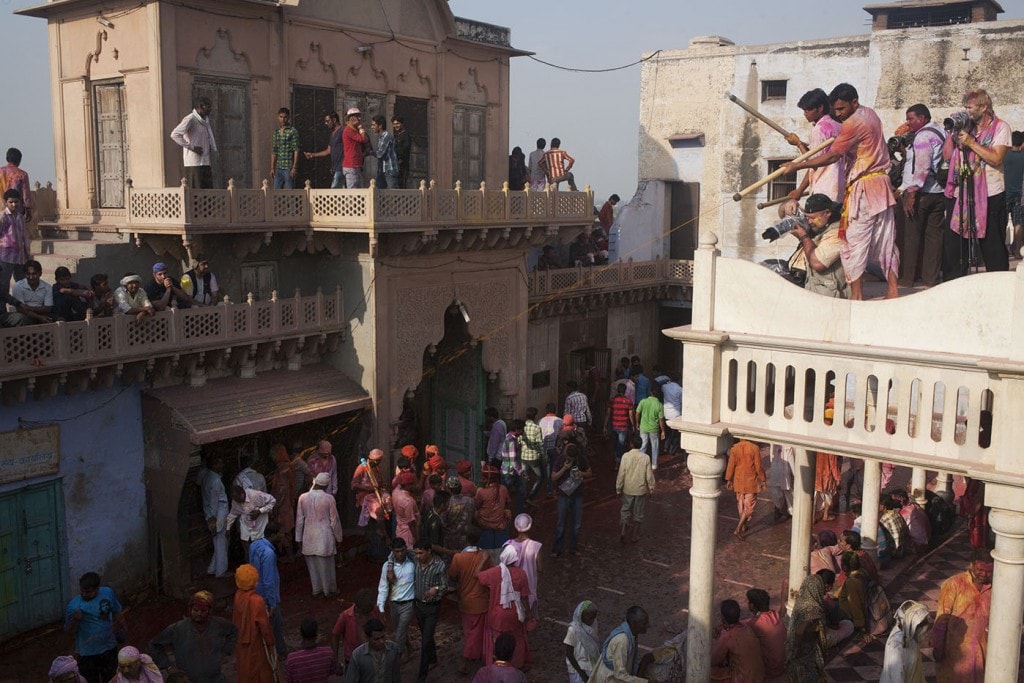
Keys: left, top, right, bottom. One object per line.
{"left": 235, "top": 563, "right": 259, "bottom": 591}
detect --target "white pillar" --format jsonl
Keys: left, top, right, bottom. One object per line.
{"left": 911, "top": 467, "right": 927, "bottom": 506}
{"left": 685, "top": 450, "right": 727, "bottom": 683}
{"left": 861, "top": 460, "right": 881, "bottom": 557}
{"left": 985, "top": 508, "right": 1024, "bottom": 683}
{"left": 788, "top": 448, "right": 815, "bottom": 612}
{"left": 934, "top": 471, "right": 954, "bottom": 504}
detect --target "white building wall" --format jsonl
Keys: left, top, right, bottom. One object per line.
{"left": 637, "top": 19, "right": 1024, "bottom": 264}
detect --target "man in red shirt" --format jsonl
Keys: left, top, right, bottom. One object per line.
{"left": 598, "top": 194, "right": 619, "bottom": 232}
{"left": 710, "top": 599, "right": 765, "bottom": 682}
{"left": 331, "top": 588, "right": 384, "bottom": 670}
{"left": 606, "top": 381, "right": 635, "bottom": 467}
{"left": 742, "top": 588, "right": 787, "bottom": 681}
{"left": 341, "top": 107, "right": 369, "bottom": 188}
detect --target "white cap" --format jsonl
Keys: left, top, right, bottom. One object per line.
{"left": 346, "top": 107, "right": 362, "bottom": 117}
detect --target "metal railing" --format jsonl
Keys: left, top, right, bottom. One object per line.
{"left": 1, "top": 288, "right": 343, "bottom": 381}
{"left": 126, "top": 179, "right": 594, "bottom": 231}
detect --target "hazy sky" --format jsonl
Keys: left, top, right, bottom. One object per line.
{"left": 7, "top": 0, "right": 1024, "bottom": 201}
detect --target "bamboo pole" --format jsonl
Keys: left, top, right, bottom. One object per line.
{"left": 757, "top": 193, "right": 807, "bottom": 210}
{"left": 726, "top": 92, "right": 792, "bottom": 138}
{"left": 732, "top": 137, "right": 835, "bottom": 202}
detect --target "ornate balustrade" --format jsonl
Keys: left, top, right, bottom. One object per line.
{"left": 0, "top": 288, "right": 344, "bottom": 384}
{"left": 126, "top": 179, "right": 593, "bottom": 234}
{"left": 528, "top": 259, "right": 693, "bottom": 301}
{"left": 666, "top": 233, "right": 1024, "bottom": 485}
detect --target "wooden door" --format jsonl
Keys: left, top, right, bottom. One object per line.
{"left": 452, "top": 105, "right": 486, "bottom": 189}
{"left": 393, "top": 97, "right": 429, "bottom": 188}
{"left": 292, "top": 86, "right": 336, "bottom": 189}
{"left": 193, "top": 78, "right": 251, "bottom": 189}
{"left": 94, "top": 81, "right": 129, "bottom": 208}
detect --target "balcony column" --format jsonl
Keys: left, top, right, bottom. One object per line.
{"left": 934, "top": 471, "right": 955, "bottom": 504}
{"left": 911, "top": 467, "right": 927, "bottom": 506}
{"left": 985, "top": 508, "right": 1024, "bottom": 683}
{"left": 685, "top": 449, "right": 727, "bottom": 682}
{"left": 861, "top": 459, "right": 881, "bottom": 557}
{"left": 787, "top": 447, "right": 816, "bottom": 612}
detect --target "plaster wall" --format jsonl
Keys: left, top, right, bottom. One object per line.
{"left": 525, "top": 317, "right": 559, "bottom": 411}
{"left": 0, "top": 387, "right": 148, "bottom": 594}
{"left": 613, "top": 180, "right": 668, "bottom": 263}
{"left": 637, "top": 20, "right": 1024, "bottom": 263}
{"left": 607, "top": 301, "right": 661, "bottom": 370}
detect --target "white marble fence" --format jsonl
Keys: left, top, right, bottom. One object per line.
{"left": 528, "top": 259, "right": 693, "bottom": 299}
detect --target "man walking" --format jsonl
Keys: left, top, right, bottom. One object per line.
{"left": 616, "top": 434, "right": 656, "bottom": 543}
{"left": 634, "top": 385, "right": 665, "bottom": 470}
{"left": 782, "top": 83, "right": 899, "bottom": 300}
{"left": 538, "top": 404, "right": 563, "bottom": 497}
{"left": 540, "top": 137, "right": 578, "bottom": 191}
{"left": 170, "top": 96, "right": 217, "bottom": 189}
{"left": 198, "top": 456, "right": 229, "bottom": 578}
{"left": 296, "top": 472, "right": 344, "bottom": 597}
{"left": 345, "top": 619, "right": 401, "bottom": 683}
{"left": 65, "top": 572, "right": 126, "bottom": 683}
{"left": 606, "top": 382, "right": 635, "bottom": 468}
{"left": 305, "top": 112, "right": 345, "bottom": 188}
{"left": 370, "top": 116, "right": 399, "bottom": 189}
{"left": 412, "top": 539, "right": 449, "bottom": 682}
{"left": 376, "top": 537, "right": 416, "bottom": 662}
{"left": 563, "top": 381, "right": 592, "bottom": 432}
{"left": 270, "top": 107, "right": 300, "bottom": 189}
{"left": 447, "top": 527, "right": 493, "bottom": 674}
{"left": 725, "top": 439, "right": 766, "bottom": 540}
{"left": 249, "top": 536, "right": 287, "bottom": 660}
{"left": 552, "top": 442, "right": 592, "bottom": 558}
{"left": 520, "top": 407, "right": 545, "bottom": 503}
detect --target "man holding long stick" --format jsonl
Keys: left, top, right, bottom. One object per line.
{"left": 786, "top": 88, "right": 845, "bottom": 202}
{"left": 782, "top": 83, "right": 899, "bottom": 300}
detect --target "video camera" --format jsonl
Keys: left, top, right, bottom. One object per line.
{"left": 761, "top": 211, "right": 808, "bottom": 242}
{"left": 943, "top": 110, "right": 971, "bottom": 132}
{"left": 887, "top": 132, "right": 914, "bottom": 155}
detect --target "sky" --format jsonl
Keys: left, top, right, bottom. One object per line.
{"left": 6, "top": 0, "right": 1024, "bottom": 202}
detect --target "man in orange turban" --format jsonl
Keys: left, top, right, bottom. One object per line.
{"left": 233, "top": 564, "right": 276, "bottom": 682}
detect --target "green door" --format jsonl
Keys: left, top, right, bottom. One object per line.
{"left": 0, "top": 481, "right": 66, "bottom": 641}
{"left": 432, "top": 344, "right": 484, "bottom": 479}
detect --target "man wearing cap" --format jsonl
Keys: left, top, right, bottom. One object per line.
{"left": 145, "top": 262, "right": 193, "bottom": 311}
{"left": 308, "top": 440, "right": 338, "bottom": 497}
{"left": 392, "top": 472, "right": 420, "bottom": 548}
{"left": 789, "top": 193, "right": 850, "bottom": 299}
{"left": 352, "top": 448, "right": 390, "bottom": 561}
{"left": 180, "top": 257, "right": 219, "bottom": 306}
{"left": 454, "top": 459, "right": 477, "bottom": 498}
{"left": 447, "top": 527, "right": 492, "bottom": 674}
{"left": 341, "top": 107, "right": 369, "bottom": 188}
{"left": 295, "top": 472, "right": 344, "bottom": 597}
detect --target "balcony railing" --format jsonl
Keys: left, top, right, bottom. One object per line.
{"left": 1, "top": 289, "right": 343, "bottom": 382}
{"left": 126, "top": 180, "right": 594, "bottom": 233}
{"left": 666, "top": 234, "right": 1024, "bottom": 485}
{"left": 528, "top": 259, "right": 693, "bottom": 300}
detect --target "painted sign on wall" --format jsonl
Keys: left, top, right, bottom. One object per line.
{"left": 0, "top": 425, "right": 60, "bottom": 484}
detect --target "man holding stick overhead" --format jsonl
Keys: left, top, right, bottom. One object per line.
{"left": 786, "top": 88, "right": 845, "bottom": 202}
{"left": 782, "top": 83, "right": 900, "bottom": 300}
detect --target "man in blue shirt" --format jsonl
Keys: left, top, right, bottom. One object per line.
{"left": 376, "top": 537, "right": 417, "bottom": 661}
{"left": 249, "top": 536, "right": 287, "bottom": 658}
{"left": 65, "top": 572, "right": 126, "bottom": 683}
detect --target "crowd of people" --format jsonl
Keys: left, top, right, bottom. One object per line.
{"left": 0, "top": 251, "right": 221, "bottom": 328}
{"left": 775, "top": 84, "right": 1022, "bottom": 301}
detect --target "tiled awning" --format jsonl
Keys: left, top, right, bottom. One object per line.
{"left": 144, "top": 364, "right": 371, "bottom": 445}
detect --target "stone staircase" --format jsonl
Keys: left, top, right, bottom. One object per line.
{"left": 30, "top": 227, "right": 131, "bottom": 279}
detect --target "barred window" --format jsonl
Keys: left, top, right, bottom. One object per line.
{"left": 761, "top": 80, "right": 787, "bottom": 102}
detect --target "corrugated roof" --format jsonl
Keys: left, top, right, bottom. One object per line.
{"left": 145, "top": 364, "right": 370, "bottom": 444}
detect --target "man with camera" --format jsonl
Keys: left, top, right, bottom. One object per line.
{"left": 788, "top": 194, "right": 850, "bottom": 299}
{"left": 781, "top": 83, "right": 899, "bottom": 300}
{"left": 943, "top": 88, "right": 1011, "bottom": 279}
{"left": 898, "top": 104, "right": 947, "bottom": 288}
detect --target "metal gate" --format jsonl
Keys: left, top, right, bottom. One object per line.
{"left": 292, "top": 85, "right": 337, "bottom": 190}
{"left": 432, "top": 344, "right": 484, "bottom": 479}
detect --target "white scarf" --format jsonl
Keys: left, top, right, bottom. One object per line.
{"left": 191, "top": 109, "right": 218, "bottom": 152}
{"left": 499, "top": 544, "right": 526, "bottom": 622}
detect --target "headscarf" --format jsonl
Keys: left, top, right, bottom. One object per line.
{"left": 119, "top": 274, "right": 142, "bottom": 287}
{"left": 317, "top": 440, "right": 333, "bottom": 455}
{"left": 235, "top": 563, "right": 259, "bottom": 591}
{"left": 397, "top": 472, "right": 418, "bottom": 487}
{"left": 880, "top": 600, "right": 931, "bottom": 683}
{"left": 189, "top": 589, "right": 214, "bottom": 611}
{"left": 401, "top": 445, "right": 419, "bottom": 460}
{"left": 786, "top": 573, "right": 827, "bottom": 667}
{"left": 312, "top": 472, "right": 331, "bottom": 489}
{"left": 514, "top": 513, "right": 532, "bottom": 533}
{"left": 113, "top": 646, "right": 163, "bottom": 683}
{"left": 568, "top": 600, "right": 600, "bottom": 670}
{"left": 427, "top": 454, "right": 445, "bottom": 472}
{"left": 48, "top": 656, "right": 85, "bottom": 683}
{"left": 455, "top": 459, "right": 472, "bottom": 475}
{"left": 498, "top": 544, "right": 526, "bottom": 622}
{"left": 425, "top": 444, "right": 440, "bottom": 457}
{"left": 151, "top": 262, "right": 167, "bottom": 274}
{"left": 273, "top": 444, "right": 290, "bottom": 465}
{"left": 563, "top": 414, "right": 575, "bottom": 426}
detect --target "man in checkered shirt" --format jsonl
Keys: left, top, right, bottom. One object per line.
{"left": 563, "top": 380, "right": 591, "bottom": 430}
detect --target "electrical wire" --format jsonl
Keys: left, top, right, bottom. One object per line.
{"left": 527, "top": 50, "right": 662, "bottom": 73}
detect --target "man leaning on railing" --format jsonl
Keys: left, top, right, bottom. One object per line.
{"left": 113, "top": 273, "right": 154, "bottom": 323}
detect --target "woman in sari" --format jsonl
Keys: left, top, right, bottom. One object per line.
{"left": 786, "top": 574, "right": 828, "bottom": 681}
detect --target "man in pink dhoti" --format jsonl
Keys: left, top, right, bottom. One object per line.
{"left": 932, "top": 549, "right": 992, "bottom": 683}
{"left": 787, "top": 88, "right": 845, "bottom": 202}
{"left": 783, "top": 83, "right": 900, "bottom": 300}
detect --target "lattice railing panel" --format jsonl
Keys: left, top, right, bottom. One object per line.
{"left": 129, "top": 189, "right": 183, "bottom": 223}
{"left": 232, "top": 308, "right": 249, "bottom": 334}
{"left": 667, "top": 260, "right": 694, "bottom": 283}
{"left": 188, "top": 191, "right": 230, "bottom": 224}
{"left": 94, "top": 320, "right": 114, "bottom": 352}
{"left": 181, "top": 310, "right": 223, "bottom": 340}
{"left": 527, "top": 260, "right": 693, "bottom": 299}
{"left": 434, "top": 191, "right": 458, "bottom": 220}
{"left": 236, "top": 190, "right": 265, "bottom": 222}
{"left": 376, "top": 191, "right": 423, "bottom": 221}
{"left": 631, "top": 262, "right": 658, "bottom": 281}
{"left": 462, "top": 193, "right": 483, "bottom": 220}
{"left": 485, "top": 192, "right": 506, "bottom": 219}
{"left": 256, "top": 304, "right": 273, "bottom": 332}
{"left": 302, "top": 300, "right": 318, "bottom": 325}
{"left": 67, "top": 326, "right": 87, "bottom": 357}
{"left": 270, "top": 192, "right": 307, "bottom": 222}
{"left": 550, "top": 270, "right": 581, "bottom": 290}
{"left": 310, "top": 191, "right": 368, "bottom": 223}
{"left": 280, "top": 302, "right": 296, "bottom": 329}
{"left": 125, "top": 317, "right": 170, "bottom": 349}
{"left": 529, "top": 193, "right": 549, "bottom": 218}
{"left": 555, "top": 192, "right": 588, "bottom": 217}
{"left": 508, "top": 193, "right": 527, "bottom": 219}
{"left": 324, "top": 296, "right": 338, "bottom": 323}
{"left": 592, "top": 267, "right": 622, "bottom": 286}
{"left": 2, "top": 328, "right": 56, "bottom": 363}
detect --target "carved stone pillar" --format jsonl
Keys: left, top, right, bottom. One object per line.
{"left": 685, "top": 450, "right": 727, "bottom": 682}
{"left": 788, "top": 447, "right": 815, "bottom": 612}
{"left": 911, "top": 467, "right": 927, "bottom": 506}
{"left": 861, "top": 460, "right": 881, "bottom": 557}
{"left": 985, "top": 508, "right": 1024, "bottom": 683}
{"left": 934, "top": 471, "right": 954, "bottom": 504}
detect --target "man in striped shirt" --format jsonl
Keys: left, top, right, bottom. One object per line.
{"left": 606, "top": 382, "right": 636, "bottom": 468}
{"left": 413, "top": 540, "right": 450, "bottom": 681}
{"left": 540, "top": 137, "right": 578, "bottom": 191}
{"left": 283, "top": 618, "right": 334, "bottom": 682}
{"left": 563, "top": 380, "right": 592, "bottom": 429}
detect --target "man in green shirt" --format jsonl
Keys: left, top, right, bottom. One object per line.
{"left": 271, "top": 107, "right": 300, "bottom": 189}
{"left": 635, "top": 388, "right": 666, "bottom": 470}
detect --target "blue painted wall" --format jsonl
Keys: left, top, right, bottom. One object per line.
{"left": 0, "top": 385, "right": 149, "bottom": 594}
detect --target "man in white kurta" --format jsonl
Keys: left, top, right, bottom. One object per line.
{"left": 295, "top": 472, "right": 344, "bottom": 597}
{"left": 225, "top": 486, "right": 276, "bottom": 545}
{"left": 768, "top": 443, "right": 795, "bottom": 518}
{"left": 198, "top": 458, "right": 230, "bottom": 578}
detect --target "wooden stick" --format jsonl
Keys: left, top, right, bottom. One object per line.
{"left": 726, "top": 93, "right": 792, "bottom": 138}
{"left": 757, "top": 193, "right": 807, "bottom": 210}
{"left": 732, "top": 137, "right": 835, "bottom": 202}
